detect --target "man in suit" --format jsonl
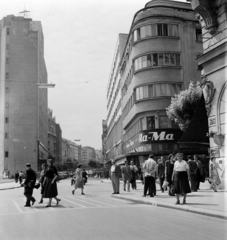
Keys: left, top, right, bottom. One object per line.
{"left": 187, "top": 155, "right": 197, "bottom": 191}
{"left": 130, "top": 160, "right": 138, "bottom": 190}
{"left": 109, "top": 159, "right": 121, "bottom": 194}
{"left": 157, "top": 156, "right": 165, "bottom": 193}
{"left": 143, "top": 154, "right": 157, "bottom": 197}
{"left": 194, "top": 154, "right": 204, "bottom": 190}
{"left": 121, "top": 160, "right": 132, "bottom": 192}
{"left": 22, "top": 163, "right": 36, "bottom": 207}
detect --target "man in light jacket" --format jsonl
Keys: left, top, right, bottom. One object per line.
{"left": 143, "top": 154, "right": 157, "bottom": 197}
{"left": 109, "top": 159, "right": 121, "bottom": 194}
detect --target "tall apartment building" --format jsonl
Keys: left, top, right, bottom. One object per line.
{"left": 104, "top": 0, "right": 204, "bottom": 166}
{"left": 48, "top": 109, "right": 57, "bottom": 163}
{"left": 81, "top": 146, "right": 96, "bottom": 165}
{"left": 0, "top": 15, "right": 48, "bottom": 177}
{"left": 56, "top": 123, "right": 62, "bottom": 167}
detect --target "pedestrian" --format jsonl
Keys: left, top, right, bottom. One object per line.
{"left": 164, "top": 154, "right": 175, "bottom": 196}
{"left": 121, "top": 160, "right": 132, "bottom": 192}
{"left": 72, "top": 164, "right": 85, "bottom": 195}
{"left": 140, "top": 164, "right": 145, "bottom": 185}
{"left": 109, "top": 159, "right": 121, "bottom": 194}
{"left": 142, "top": 154, "right": 157, "bottom": 197}
{"left": 209, "top": 157, "right": 222, "bottom": 192}
{"left": 38, "top": 163, "right": 47, "bottom": 204}
{"left": 22, "top": 163, "right": 36, "bottom": 207}
{"left": 157, "top": 156, "right": 165, "bottom": 193}
{"left": 187, "top": 155, "right": 197, "bottom": 191}
{"left": 19, "top": 171, "right": 24, "bottom": 184}
{"left": 43, "top": 159, "right": 61, "bottom": 207}
{"left": 15, "top": 171, "right": 19, "bottom": 183}
{"left": 130, "top": 161, "right": 138, "bottom": 190}
{"left": 194, "top": 154, "right": 204, "bottom": 190}
{"left": 173, "top": 153, "right": 191, "bottom": 204}
{"left": 82, "top": 169, "right": 88, "bottom": 185}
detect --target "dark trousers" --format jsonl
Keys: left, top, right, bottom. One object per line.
{"left": 190, "top": 174, "right": 197, "bottom": 191}
{"left": 196, "top": 171, "right": 201, "bottom": 190}
{"left": 159, "top": 176, "right": 165, "bottom": 191}
{"left": 144, "top": 176, "right": 155, "bottom": 197}
{"left": 24, "top": 187, "right": 35, "bottom": 206}
{"left": 131, "top": 179, "right": 137, "bottom": 190}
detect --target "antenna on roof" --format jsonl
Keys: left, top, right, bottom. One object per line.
{"left": 19, "top": 7, "right": 30, "bottom": 18}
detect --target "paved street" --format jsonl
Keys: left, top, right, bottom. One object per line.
{"left": 0, "top": 178, "right": 226, "bottom": 240}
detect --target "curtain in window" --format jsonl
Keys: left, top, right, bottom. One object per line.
{"left": 153, "top": 54, "right": 158, "bottom": 66}
{"left": 164, "top": 53, "right": 170, "bottom": 65}
{"left": 134, "top": 59, "right": 138, "bottom": 71}
{"left": 138, "top": 57, "right": 142, "bottom": 69}
{"left": 141, "top": 26, "right": 146, "bottom": 39}
{"left": 134, "top": 30, "right": 137, "bottom": 42}
{"left": 149, "top": 85, "right": 154, "bottom": 97}
{"left": 159, "top": 115, "right": 168, "bottom": 128}
{"left": 143, "top": 86, "right": 149, "bottom": 98}
{"left": 170, "top": 54, "right": 175, "bottom": 65}
{"left": 142, "top": 55, "right": 147, "bottom": 68}
{"left": 154, "top": 85, "right": 161, "bottom": 97}
{"left": 159, "top": 53, "right": 164, "bottom": 65}
{"left": 147, "top": 54, "right": 152, "bottom": 67}
{"left": 151, "top": 24, "right": 156, "bottom": 36}
{"left": 146, "top": 25, "right": 152, "bottom": 37}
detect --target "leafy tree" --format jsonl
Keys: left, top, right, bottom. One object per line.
{"left": 166, "top": 83, "right": 202, "bottom": 131}
{"left": 88, "top": 160, "right": 97, "bottom": 169}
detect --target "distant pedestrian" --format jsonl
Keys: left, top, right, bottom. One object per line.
{"left": 142, "top": 154, "right": 157, "bottom": 197}
{"left": 140, "top": 164, "right": 145, "bottom": 185}
{"left": 38, "top": 163, "right": 47, "bottom": 204}
{"left": 121, "top": 160, "right": 132, "bottom": 192}
{"left": 194, "top": 155, "right": 204, "bottom": 190}
{"left": 173, "top": 153, "right": 191, "bottom": 205}
{"left": 43, "top": 159, "right": 61, "bottom": 207}
{"left": 164, "top": 154, "right": 175, "bottom": 196}
{"left": 187, "top": 155, "right": 197, "bottom": 191}
{"left": 209, "top": 157, "right": 221, "bottom": 192}
{"left": 109, "top": 159, "right": 121, "bottom": 194}
{"left": 72, "top": 164, "right": 85, "bottom": 195}
{"left": 130, "top": 161, "right": 138, "bottom": 190}
{"left": 15, "top": 171, "right": 19, "bottom": 183}
{"left": 19, "top": 171, "right": 24, "bottom": 184}
{"left": 157, "top": 156, "right": 165, "bottom": 193}
{"left": 22, "top": 163, "right": 36, "bottom": 207}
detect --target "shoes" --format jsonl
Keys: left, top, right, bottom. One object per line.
{"left": 24, "top": 205, "right": 31, "bottom": 207}
{"left": 81, "top": 193, "right": 85, "bottom": 195}
{"left": 39, "top": 200, "right": 43, "bottom": 204}
{"left": 31, "top": 199, "right": 36, "bottom": 206}
{"left": 124, "top": 188, "right": 126, "bottom": 191}
{"left": 45, "top": 205, "right": 51, "bottom": 207}
{"left": 56, "top": 199, "right": 61, "bottom": 205}
{"left": 150, "top": 195, "right": 154, "bottom": 197}
{"left": 112, "top": 192, "right": 116, "bottom": 194}
{"left": 116, "top": 192, "right": 119, "bottom": 194}
{"left": 72, "top": 190, "right": 74, "bottom": 195}
{"left": 175, "top": 200, "right": 180, "bottom": 205}
{"left": 214, "top": 189, "right": 218, "bottom": 192}
{"left": 182, "top": 199, "right": 186, "bottom": 204}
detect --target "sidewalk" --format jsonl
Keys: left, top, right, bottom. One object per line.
{"left": 0, "top": 180, "right": 22, "bottom": 190}
{"left": 103, "top": 179, "right": 227, "bottom": 220}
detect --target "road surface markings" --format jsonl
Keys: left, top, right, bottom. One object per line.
{"left": 12, "top": 200, "right": 23, "bottom": 213}
{"left": 78, "top": 197, "right": 115, "bottom": 207}
{"left": 101, "top": 196, "right": 131, "bottom": 204}
{"left": 61, "top": 197, "right": 86, "bottom": 208}
{"left": 68, "top": 196, "right": 102, "bottom": 207}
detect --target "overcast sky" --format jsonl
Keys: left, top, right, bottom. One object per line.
{"left": 0, "top": 0, "right": 187, "bottom": 150}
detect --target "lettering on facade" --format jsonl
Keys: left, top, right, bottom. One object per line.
{"left": 209, "top": 116, "right": 216, "bottom": 127}
{"left": 139, "top": 131, "right": 174, "bottom": 143}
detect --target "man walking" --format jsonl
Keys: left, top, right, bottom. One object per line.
{"left": 157, "top": 156, "right": 165, "bottom": 193}
{"left": 121, "top": 160, "right": 132, "bottom": 192}
{"left": 187, "top": 155, "right": 197, "bottom": 191}
{"left": 110, "top": 160, "right": 121, "bottom": 194}
{"left": 22, "top": 163, "right": 36, "bottom": 207}
{"left": 194, "top": 155, "right": 204, "bottom": 190}
{"left": 143, "top": 154, "right": 157, "bottom": 197}
{"left": 130, "top": 161, "right": 138, "bottom": 190}
{"left": 15, "top": 171, "right": 19, "bottom": 183}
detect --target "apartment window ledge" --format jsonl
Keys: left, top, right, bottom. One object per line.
{"left": 133, "top": 36, "right": 180, "bottom": 46}
{"left": 134, "top": 65, "right": 181, "bottom": 75}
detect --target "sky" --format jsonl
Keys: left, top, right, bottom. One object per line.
{"left": 0, "top": 0, "right": 187, "bottom": 150}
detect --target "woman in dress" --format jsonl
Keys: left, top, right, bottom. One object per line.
{"left": 172, "top": 153, "right": 191, "bottom": 204}
{"left": 209, "top": 157, "right": 221, "bottom": 192}
{"left": 43, "top": 159, "right": 61, "bottom": 207}
{"left": 72, "top": 164, "right": 85, "bottom": 195}
{"left": 39, "top": 163, "right": 47, "bottom": 204}
{"left": 165, "top": 154, "right": 175, "bottom": 196}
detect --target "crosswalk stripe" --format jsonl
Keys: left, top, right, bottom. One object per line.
{"left": 12, "top": 200, "right": 23, "bottom": 213}
{"left": 77, "top": 197, "right": 115, "bottom": 207}
{"left": 101, "top": 196, "right": 131, "bottom": 204}
{"left": 61, "top": 197, "right": 86, "bottom": 208}
{"left": 68, "top": 197, "right": 101, "bottom": 207}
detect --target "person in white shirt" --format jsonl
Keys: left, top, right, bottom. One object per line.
{"left": 173, "top": 153, "right": 191, "bottom": 205}
{"left": 109, "top": 160, "right": 121, "bottom": 194}
{"left": 142, "top": 154, "right": 157, "bottom": 197}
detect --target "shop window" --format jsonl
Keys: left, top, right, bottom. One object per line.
{"left": 159, "top": 116, "right": 168, "bottom": 128}
{"left": 5, "top": 151, "right": 9, "bottom": 158}
{"left": 195, "top": 29, "right": 202, "bottom": 42}
{"left": 147, "top": 116, "right": 155, "bottom": 129}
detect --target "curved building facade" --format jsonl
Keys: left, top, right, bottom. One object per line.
{"left": 105, "top": 0, "right": 204, "bottom": 166}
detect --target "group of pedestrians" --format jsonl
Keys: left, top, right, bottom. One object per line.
{"left": 110, "top": 152, "right": 222, "bottom": 205}
{"left": 21, "top": 159, "right": 61, "bottom": 207}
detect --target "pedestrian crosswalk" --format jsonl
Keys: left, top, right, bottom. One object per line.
{"left": 0, "top": 195, "right": 137, "bottom": 216}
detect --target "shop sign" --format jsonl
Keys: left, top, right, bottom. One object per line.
{"left": 139, "top": 129, "right": 183, "bottom": 144}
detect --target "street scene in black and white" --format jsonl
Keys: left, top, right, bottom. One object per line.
{"left": 0, "top": 0, "right": 226, "bottom": 239}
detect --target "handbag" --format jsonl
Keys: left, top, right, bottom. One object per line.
{"left": 162, "top": 181, "right": 169, "bottom": 190}
{"left": 33, "top": 183, "right": 41, "bottom": 189}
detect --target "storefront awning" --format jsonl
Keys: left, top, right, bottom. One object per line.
{"left": 178, "top": 95, "right": 210, "bottom": 147}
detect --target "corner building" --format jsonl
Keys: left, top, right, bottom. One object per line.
{"left": 105, "top": 0, "right": 204, "bottom": 166}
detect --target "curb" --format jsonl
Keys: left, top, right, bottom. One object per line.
{"left": 0, "top": 186, "right": 22, "bottom": 191}
{"left": 112, "top": 195, "right": 227, "bottom": 221}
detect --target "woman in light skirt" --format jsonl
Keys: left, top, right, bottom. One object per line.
{"left": 72, "top": 164, "right": 85, "bottom": 195}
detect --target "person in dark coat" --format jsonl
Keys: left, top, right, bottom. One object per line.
{"left": 165, "top": 153, "right": 176, "bottom": 196}
{"left": 15, "top": 171, "right": 19, "bottom": 183}
{"left": 43, "top": 159, "right": 61, "bottom": 207}
{"left": 22, "top": 163, "right": 36, "bottom": 207}
{"left": 187, "top": 155, "right": 198, "bottom": 191}
{"left": 157, "top": 156, "right": 165, "bottom": 193}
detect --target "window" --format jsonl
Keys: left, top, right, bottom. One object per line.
{"left": 195, "top": 29, "right": 202, "bottom": 42}
{"left": 5, "top": 151, "right": 9, "bottom": 158}
{"left": 7, "top": 28, "right": 9, "bottom": 35}
{"left": 159, "top": 116, "right": 168, "bottom": 128}
{"left": 157, "top": 24, "right": 168, "bottom": 36}
{"left": 5, "top": 133, "right": 8, "bottom": 139}
{"left": 168, "top": 25, "right": 178, "bottom": 37}
{"left": 147, "top": 116, "right": 155, "bottom": 129}
{"left": 5, "top": 117, "right": 8, "bottom": 123}
{"left": 140, "top": 118, "right": 146, "bottom": 130}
